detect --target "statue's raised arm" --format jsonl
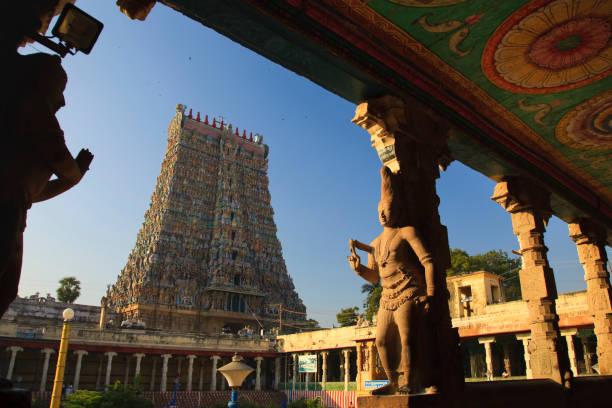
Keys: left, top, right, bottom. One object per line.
{"left": 347, "top": 239, "right": 379, "bottom": 285}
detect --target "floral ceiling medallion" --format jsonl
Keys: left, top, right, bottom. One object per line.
{"left": 482, "top": 0, "right": 611, "bottom": 94}
{"left": 556, "top": 90, "right": 611, "bottom": 150}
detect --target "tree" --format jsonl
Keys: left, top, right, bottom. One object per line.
{"left": 57, "top": 276, "right": 81, "bottom": 303}
{"left": 361, "top": 283, "right": 381, "bottom": 323}
{"left": 304, "top": 318, "right": 320, "bottom": 329}
{"left": 336, "top": 306, "right": 359, "bottom": 327}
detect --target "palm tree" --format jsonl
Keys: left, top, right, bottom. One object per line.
{"left": 362, "top": 283, "right": 381, "bottom": 322}
{"left": 57, "top": 276, "right": 81, "bottom": 303}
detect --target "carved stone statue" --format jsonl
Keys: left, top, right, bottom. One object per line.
{"left": 348, "top": 166, "right": 436, "bottom": 395}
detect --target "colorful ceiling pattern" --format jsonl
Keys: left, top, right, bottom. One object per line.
{"left": 369, "top": 0, "right": 611, "bottom": 206}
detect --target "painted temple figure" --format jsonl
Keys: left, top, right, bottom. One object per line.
{"left": 348, "top": 166, "right": 436, "bottom": 395}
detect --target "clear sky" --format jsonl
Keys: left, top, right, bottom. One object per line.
{"left": 19, "top": 2, "right": 600, "bottom": 328}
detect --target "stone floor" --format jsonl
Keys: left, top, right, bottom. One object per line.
{"left": 357, "top": 377, "right": 612, "bottom": 408}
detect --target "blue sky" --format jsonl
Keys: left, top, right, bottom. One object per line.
{"left": 19, "top": 2, "right": 598, "bottom": 327}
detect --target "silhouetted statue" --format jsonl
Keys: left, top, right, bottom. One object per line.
{"left": 348, "top": 166, "right": 436, "bottom": 395}
{"left": 0, "top": 52, "right": 93, "bottom": 317}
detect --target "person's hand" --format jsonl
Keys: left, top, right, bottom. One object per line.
{"left": 75, "top": 149, "right": 94, "bottom": 174}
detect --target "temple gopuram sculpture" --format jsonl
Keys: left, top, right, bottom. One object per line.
{"left": 348, "top": 166, "right": 436, "bottom": 395}
{"left": 108, "top": 105, "right": 306, "bottom": 333}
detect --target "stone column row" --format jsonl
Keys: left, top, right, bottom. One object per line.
{"left": 28, "top": 350, "right": 219, "bottom": 392}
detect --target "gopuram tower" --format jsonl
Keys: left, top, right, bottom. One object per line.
{"left": 108, "top": 104, "right": 306, "bottom": 333}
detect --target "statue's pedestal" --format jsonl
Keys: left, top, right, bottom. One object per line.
{"left": 356, "top": 393, "right": 440, "bottom": 408}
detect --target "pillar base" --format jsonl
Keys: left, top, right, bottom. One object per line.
{"left": 357, "top": 394, "right": 440, "bottom": 408}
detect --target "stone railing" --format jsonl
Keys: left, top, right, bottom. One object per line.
{"left": 0, "top": 320, "right": 275, "bottom": 352}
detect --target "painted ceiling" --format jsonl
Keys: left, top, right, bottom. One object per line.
{"left": 159, "top": 0, "right": 611, "bottom": 233}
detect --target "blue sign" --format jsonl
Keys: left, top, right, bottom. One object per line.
{"left": 363, "top": 380, "right": 389, "bottom": 391}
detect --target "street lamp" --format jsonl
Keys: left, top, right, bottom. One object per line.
{"left": 49, "top": 308, "right": 74, "bottom": 408}
{"left": 217, "top": 354, "right": 254, "bottom": 408}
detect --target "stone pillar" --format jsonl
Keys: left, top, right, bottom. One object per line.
{"left": 353, "top": 95, "right": 463, "bottom": 394}
{"left": 133, "top": 353, "right": 145, "bottom": 379}
{"left": 502, "top": 344, "right": 512, "bottom": 375}
{"left": 561, "top": 329, "right": 578, "bottom": 376}
{"left": 274, "top": 357, "right": 281, "bottom": 391}
{"left": 186, "top": 355, "right": 196, "bottom": 391}
{"left": 582, "top": 337, "right": 594, "bottom": 374}
{"left": 569, "top": 220, "right": 612, "bottom": 374}
{"left": 321, "top": 352, "right": 328, "bottom": 389}
{"left": 40, "top": 348, "right": 55, "bottom": 392}
{"left": 516, "top": 334, "right": 532, "bottom": 379}
{"left": 6, "top": 346, "right": 23, "bottom": 380}
{"left": 478, "top": 337, "right": 495, "bottom": 380}
{"left": 292, "top": 354, "right": 298, "bottom": 391}
{"left": 198, "top": 363, "right": 205, "bottom": 391}
{"left": 492, "top": 178, "right": 570, "bottom": 385}
{"left": 104, "top": 351, "right": 117, "bottom": 388}
{"left": 368, "top": 342, "right": 376, "bottom": 380}
{"left": 160, "top": 354, "right": 172, "bottom": 391}
{"left": 150, "top": 357, "right": 157, "bottom": 391}
{"left": 210, "top": 355, "right": 221, "bottom": 391}
{"left": 343, "top": 349, "right": 351, "bottom": 391}
{"left": 73, "top": 350, "right": 88, "bottom": 390}
{"left": 255, "top": 356, "right": 263, "bottom": 390}
{"left": 356, "top": 343, "right": 363, "bottom": 389}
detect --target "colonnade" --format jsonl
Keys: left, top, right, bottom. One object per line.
{"left": 290, "top": 348, "right": 354, "bottom": 391}
{"left": 467, "top": 329, "right": 597, "bottom": 380}
{"left": 3, "top": 347, "right": 277, "bottom": 392}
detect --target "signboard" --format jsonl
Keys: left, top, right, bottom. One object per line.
{"left": 363, "top": 380, "right": 389, "bottom": 391}
{"left": 298, "top": 355, "right": 317, "bottom": 373}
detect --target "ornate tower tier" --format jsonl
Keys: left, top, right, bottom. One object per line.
{"left": 108, "top": 104, "right": 305, "bottom": 333}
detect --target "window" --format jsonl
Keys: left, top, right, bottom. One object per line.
{"left": 490, "top": 285, "right": 501, "bottom": 304}
{"left": 459, "top": 286, "right": 473, "bottom": 318}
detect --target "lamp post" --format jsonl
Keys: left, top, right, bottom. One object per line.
{"left": 50, "top": 308, "right": 74, "bottom": 408}
{"left": 217, "top": 354, "right": 254, "bottom": 408}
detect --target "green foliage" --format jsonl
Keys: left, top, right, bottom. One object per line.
{"left": 288, "top": 398, "right": 323, "bottom": 408}
{"left": 64, "top": 390, "right": 103, "bottom": 408}
{"left": 304, "top": 318, "right": 320, "bottom": 329}
{"left": 361, "top": 283, "right": 381, "bottom": 322}
{"left": 448, "top": 248, "right": 522, "bottom": 300}
{"left": 64, "top": 383, "right": 153, "bottom": 408}
{"left": 57, "top": 276, "right": 81, "bottom": 303}
{"left": 336, "top": 306, "right": 359, "bottom": 327}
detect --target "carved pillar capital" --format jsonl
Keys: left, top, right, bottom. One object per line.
{"left": 352, "top": 95, "right": 450, "bottom": 174}
{"left": 491, "top": 178, "right": 551, "bottom": 222}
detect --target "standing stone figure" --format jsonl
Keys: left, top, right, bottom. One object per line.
{"left": 348, "top": 166, "right": 436, "bottom": 395}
